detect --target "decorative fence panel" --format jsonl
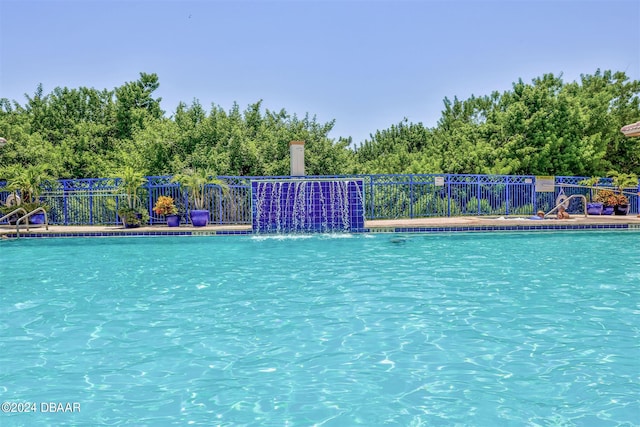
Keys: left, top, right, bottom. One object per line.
{"left": 1, "top": 174, "right": 638, "bottom": 225}
{"left": 146, "top": 176, "right": 185, "bottom": 225}
{"left": 217, "top": 177, "right": 256, "bottom": 225}
{"left": 408, "top": 175, "right": 446, "bottom": 218}
{"left": 42, "top": 178, "right": 123, "bottom": 225}
{"left": 505, "top": 176, "right": 536, "bottom": 215}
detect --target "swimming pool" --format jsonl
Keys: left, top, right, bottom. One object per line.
{"left": 1, "top": 232, "right": 638, "bottom": 426}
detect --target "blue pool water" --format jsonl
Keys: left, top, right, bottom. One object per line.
{"left": 1, "top": 232, "right": 639, "bottom": 426}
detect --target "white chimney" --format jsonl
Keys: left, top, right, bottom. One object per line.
{"left": 289, "top": 140, "right": 305, "bottom": 176}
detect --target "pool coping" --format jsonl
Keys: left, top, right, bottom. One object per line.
{"left": 2, "top": 215, "right": 640, "bottom": 238}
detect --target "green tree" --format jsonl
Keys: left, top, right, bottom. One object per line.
{"left": 114, "top": 72, "right": 163, "bottom": 140}
{"left": 2, "top": 70, "right": 638, "bottom": 180}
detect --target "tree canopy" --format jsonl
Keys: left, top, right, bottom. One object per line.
{"left": 1, "top": 70, "right": 638, "bottom": 180}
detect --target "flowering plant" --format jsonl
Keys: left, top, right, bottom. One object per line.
{"left": 153, "top": 196, "right": 178, "bottom": 216}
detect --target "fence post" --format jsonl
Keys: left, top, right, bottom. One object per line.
{"left": 505, "top": 176, "right": 510, "bottom": 216}
{"left": 476, "top": 175, "right": 481, "bottom": 215}
{"left": 531, "top": 177, "right": 537, "bottom": 212}
{"left": 63, "top": 180, "right": 69, "bottom": 226}
{"left": 88, "top": 179, "right": 94, "bottom": 225}
{"left": 146, "top": 178, "right": 153, "bottom": 225}
{"left": 447, "top": 174, "right": 451, "bottom": 217}
{"left": 218, "top": 183, "right": 223, "bottom": 225}
{"left": 409, "top": 174, "right": 414, "bottom": 219}
{"left": 369, "top": 175, "right": 375, "bottom": 220}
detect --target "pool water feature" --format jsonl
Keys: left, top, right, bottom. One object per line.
{"left": 1, "top": 232, "right": 638, "bottom": 426}
{"left": 251, "top": 179, "right": 364, "bottom": 233}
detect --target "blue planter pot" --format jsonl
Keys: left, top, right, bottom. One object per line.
{"left": 602, "top": 206, "right": 614, "bottom": 215}
{"left": 190, "top": 210, "right": 209, "bottom": 227}
{"left": 586, "top": 202, "right": 603, "bottom": 215}
{"left": 166, "top": 214, "right": 180, "bottom": 227}
{"left": 29, "top": 212, "right": 46, "bottom": 224}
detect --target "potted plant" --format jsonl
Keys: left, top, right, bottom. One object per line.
{"left": 172, "top": 168, "right": 228, "bottom": 227}
{"left": 579, "top": 176, "right": 603, "bottom": 215}
{"left": 1, "top": 164, "right": 53, "bottom": 224}
{"left": 593, "top": 189, "right": 618, "bottom": 215}
{"left": 116, "top": 166, "right": 148, "bottom": 228}
{"left": 153, "top": 195, "right": 180, "bottom": 227}
{"left": 608, "top": 171, "right": 637, "bottom": 216}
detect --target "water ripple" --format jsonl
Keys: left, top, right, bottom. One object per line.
{"left": 1, "top": 233, "right": 638, "bottom": 426}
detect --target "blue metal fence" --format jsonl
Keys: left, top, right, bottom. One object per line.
{"left": 1, "top": 173, "right": 638, "bottom": 225}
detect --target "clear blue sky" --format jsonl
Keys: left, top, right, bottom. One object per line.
{"left": 1, "top": 0, "right": 639, "bottom": 145}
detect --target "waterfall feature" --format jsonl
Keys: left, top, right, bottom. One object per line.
{"left": 252, "top": 179, "right": 365, "bottom": 233}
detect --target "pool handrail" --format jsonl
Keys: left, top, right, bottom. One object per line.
{"left": 15, "top": 207, "right": 49, "bottom": 237}
{"left": 0, "top": 207, "right": 28, "bottom": 224}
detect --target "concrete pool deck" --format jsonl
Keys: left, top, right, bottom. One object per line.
{"left": 2, "top": 214, "right": 640, "bottom": 238}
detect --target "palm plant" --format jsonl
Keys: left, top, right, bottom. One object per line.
{"left": 172, "top": 168, "right": 229, "bottom": 210}
{"left": 116, "top": 166, "right": 148, "bottom": 227}
{"left": 118, "top": 166, "right": 147, "bottom": 210}
{"left": 578, "top": 176, "right": 600, "bottom": 203}
{"left": 608, "top": 170, "right": 638, "bottom": 206}
{"left": 4, "top": 164, "right": 53, "bottom": 211}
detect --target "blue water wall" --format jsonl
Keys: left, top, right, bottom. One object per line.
{"left": 251, "top": 179, "right": 365, "bottom": 233}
